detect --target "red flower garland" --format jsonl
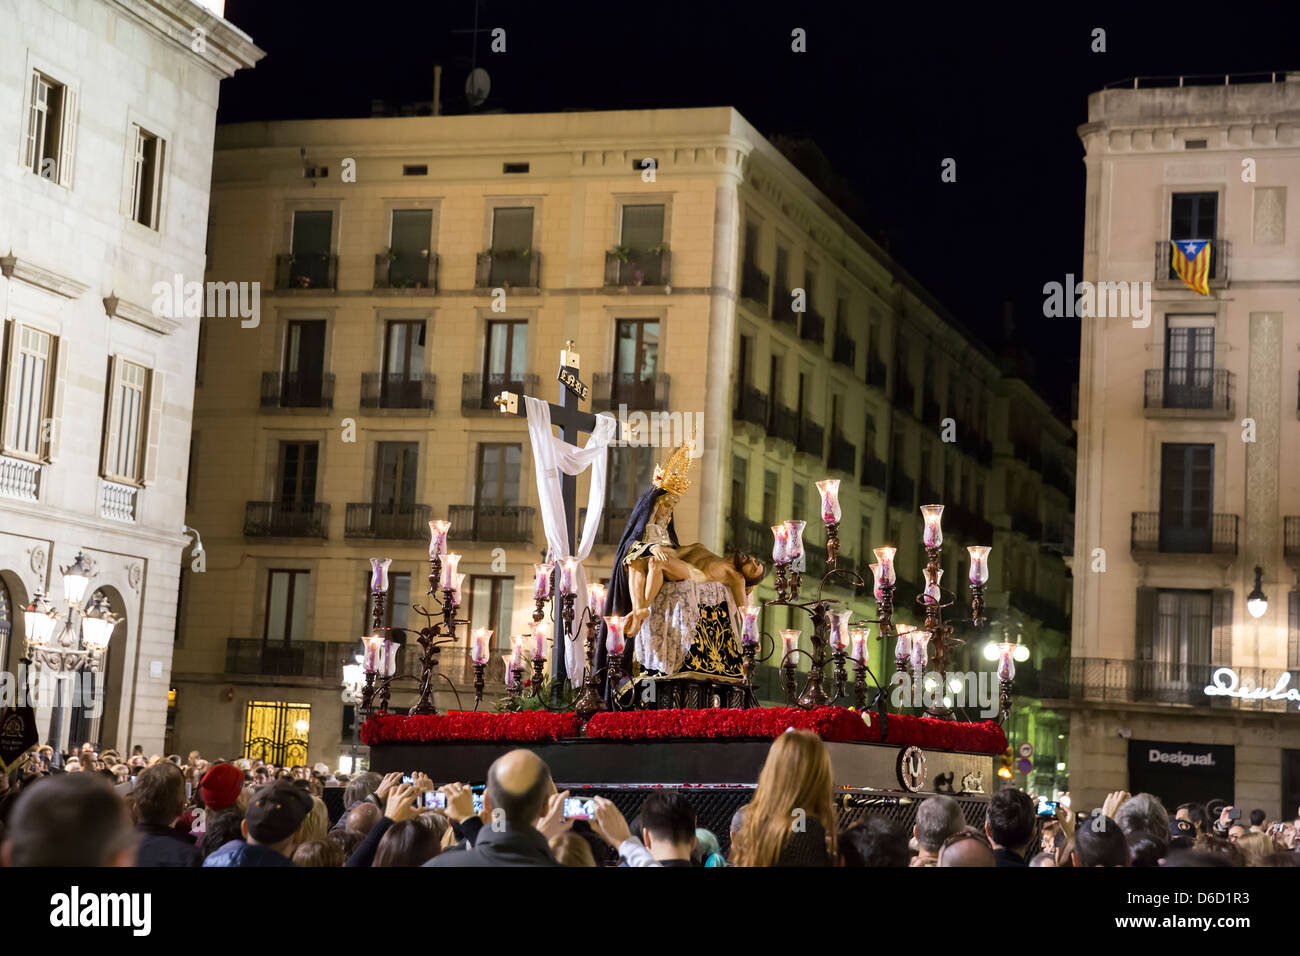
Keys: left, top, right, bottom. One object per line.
{"left": 360, "top": 710, "right": 582, "bottom": 746}
{"left": 360, "top": 707, "right": 1007, "bottom": 755}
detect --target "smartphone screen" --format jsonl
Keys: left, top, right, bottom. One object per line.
{"left": 401, "top": 775, "right": 413, "bottom": 785}
{"left": 1036, "top": 800, "right": 1058, "bottom": 817}
{"left": 473, "top": 793, "right": 484, "bottom": 814}
{"left": 563, "top": 797, "right": 594, "bottom": 820}
{"left": 422, "top": 791, "right": 446, "bottom": 810}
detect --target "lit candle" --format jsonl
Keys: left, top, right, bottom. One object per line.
{"left": 910, "top": 629, "right": 930, "bottom": 671}
{"left": 920, "top": 504, "right": 944, "bottom": 548}
{"left": 829, "top": 609, "right": 852, "bottom": 649}
{"left": 560, "top": 557, "right": 579, "bottom": 595}
{"left": 427, "top": 519, "right": 450, "bottom": 559}
{"left": 771, "top": 524, "right": 790, "bottom": 564}
{"left": 510, "top": 636, "right": 524, "bottom": 668}
{"left": 870, "top": 563, "right": 885, "bottom": 603}
{"left": 449, "top": 572, "right": 465, "bottom": 607}
{"left": 894, "top": 627, "right": 913, "bottom": 663}
{"left": 784, "top": 520, "right": 806, "bottom": 563}
{"left": 383, "top": 641, "right": 398, "bottom": 677}
{"left": 740, "top": 603, "right": 761, "bottom": 645}
{"left": 604, "top": 615, "right": 626, "bottom": 654}
{"left": 816, "top": 479, "right": 842, "bottom": 524}
{"left": 440, "top": 553, "right": 462, "bottom": 591}
{"left": 998, "top": 643, "right": 1016, "bottom": 682}
{"left": 850, "top": 629, "right": 867, "bottom": 664}
{"left": 470, "top": 628, "right": 491, "bottom": 664}
{"left": 873, "top": 547, "right": 896, "bottom": 586}
{"left": 534, "top": 562, "right": 554, "bottom": 601}
{"left": 369, "top": 557, "right": 391, "bottom": 594}
{"left": 532, "top": 621, "right": 550, "bottom": 660}
{"left": 781, "top": 628, "right": 800, "bottom": 661}
{"left": 587, "top": 582, "right": 607, "bottom": 618}
{"left": 363, "top": 635, "right": 386, "bottom": 673}
{"left": 967, "top": 546, "right": 991, "bottom": 585}
{"left": 923, "top": 567, "right": 943, "bottom": 605}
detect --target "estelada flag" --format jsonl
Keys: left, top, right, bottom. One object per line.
{"left": 1170, "top": 238, "right": 1211, "bottom": 295}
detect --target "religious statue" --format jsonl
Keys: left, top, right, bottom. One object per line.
{"left": 596, "top": 442, "right": 766, "bottom": 702}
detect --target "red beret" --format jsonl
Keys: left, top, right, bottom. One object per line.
{"left": 201, "top": 762, "right": 244, "bottom": 811}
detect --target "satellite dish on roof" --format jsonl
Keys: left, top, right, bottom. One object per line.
{"left": 466, "top": 67, "right": 491, "bottom": 107}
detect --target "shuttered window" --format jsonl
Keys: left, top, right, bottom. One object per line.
{"left": 4, "top": 325, "right": 55, "bottom": 459}
{"left": 102, "top": 359, "right": 149, "bottom": 483}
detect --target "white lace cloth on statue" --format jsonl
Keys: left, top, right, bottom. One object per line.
{"left": 635, "top": 578, "right": 736, "bottom": 676}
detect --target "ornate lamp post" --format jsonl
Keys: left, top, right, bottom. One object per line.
{"left": 24, "top": 551, "right": 118, "bottom": 750}
{"left": 341, "top": 655, "right": 365, "bottom": 772}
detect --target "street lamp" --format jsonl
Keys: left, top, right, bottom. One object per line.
{"left": 1247, "top": 566, "right": 1268, "bottom": 619}
{"left": 341, "top": 652, "right": 366, "bottom": 774}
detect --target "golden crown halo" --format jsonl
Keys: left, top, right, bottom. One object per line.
{"left": 652, "top": 440, "right": 695, "bottom": 498}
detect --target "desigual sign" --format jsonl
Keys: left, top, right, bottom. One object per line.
{"left": 1202, "top": 668, "right": 1300, "bottom": 707}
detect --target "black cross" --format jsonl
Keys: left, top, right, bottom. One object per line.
{"left": 493, "top": 341, "right": 621, "bottom": 704}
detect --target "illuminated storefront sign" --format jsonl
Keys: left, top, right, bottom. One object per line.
{"left": 1202, "top": 667, "right": 1300, "bottom": 706}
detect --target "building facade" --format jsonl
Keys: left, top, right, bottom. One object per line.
{"left": 0, "top": 0, "right": 260, "bottom": 755}
{"left": 1066, "top": 73, "right": 1300, "bottom": 815}
{"left": 177, "top": 107, "right": 1072, "bottom": 769}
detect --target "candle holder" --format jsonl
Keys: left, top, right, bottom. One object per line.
{"left": 508, "top": 664, "right": 525, "bottom": 708}
{"left": 830, "top": 643, "right": 848, "bottom": 701}
{"left": 472, "top": 660, "right": 487, "bottom": 711}
{"left": 560, "top": 591, "right": 576, "bottom": 641}
{"left": 573, "top": 607, "right": 606, "bottom": 722}
{"left": 853, "top": 660, "right": 868, "bottom": 710}
{"left": 531, "top": 655, "right": 546, "bottom": 698}
{"left": 607, "top": 646, "right": 624, "bottom": 703}
{"left": 825, "top": 520, "right": 840, "bottom": 568}
{"left": 781, "top": 653, "right": 798, "bottom": 705}
{"left": 796, "top": 608, "right": 831, "bottom": 709}
{"left": 774, "top": 562, "right": 789, "bottom": 603}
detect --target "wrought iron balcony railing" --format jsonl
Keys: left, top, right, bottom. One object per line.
{"left": 796, "top": 418, "right": 824, "bottom": 458}
{"left": 1051, "top": 658, "right": 1296, "bottom": 712}
{"left": 275, "top": 253, "right": 337, "bottom": 291}
{"left": 828, "top": 434, "right": 856, "bottom": 475}
{"left": 475, "top": 250, "right": 540, "bottom": 288}
{"left": 734, "top": 384, "right": 769, "bottom": 428}
{"left": 344, "top": 503, "right": 432, "bottom": 539}
{"left": 724, "top": 514, "right": 771, "bottom": 558}
{"left": 768, "top": 403, "right": 799, "bottom": 445}
{"left": 1130, "top": 512, "right": 1239, "bottom": 556}
{"left": 462, "top": 372, "right": 540, "bottom": 411}
{"left": 604, "top": 246, "right": 670, "bottom": 287}
{"left": 1144, "top": 368, "right": 1234, "bottom": 415}
{"left": 740, "top": 262, "right": 770, "bottom": 311}
{"left": 360, "top": 372, "right": 435, "bottom": 411}
{"left": 800, "top": 308, "right": 825, "bottom": 344}
{"left": 261, "top": 371, "right": 335, "bottom": 410}
{"left": 244, "top": 501, "right": 330, "bottom": 538}
{"left": 447, "top": 504, "right": 536, "bottom": 543}
{"left": 592, "top": 372, "right": 670, "bottom": 412}
{"left": 374, "top": 251, "right": 438, "bottom": 290}
{"left": 576, "top": 505, "right": 634, "bottom": 546}
{"left": 226, "top": 638, "right": 376, "bottom": 679}
{"left": 1154, "top": 239, "right": 1228, "bottom": 286}
{"left": 833, "top": 333, "right": 855, "bottom": 368}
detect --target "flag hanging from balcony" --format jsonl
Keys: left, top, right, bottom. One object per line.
{"left": 1170, "top": 239, "right": 1211, "bottom": 295}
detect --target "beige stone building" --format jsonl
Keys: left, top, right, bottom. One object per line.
{"left": 0, "top": 0, "right": 260, "bottom": 755}
{"left": 177, "top": 106, "right": 1073, "bottom": 768}
{"left": 1064, "top": 72, "right": 1300, "bottom": 816}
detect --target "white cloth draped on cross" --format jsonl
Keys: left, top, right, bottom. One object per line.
{"left": 524, "top": 396, "right": 618, "bottom": 681}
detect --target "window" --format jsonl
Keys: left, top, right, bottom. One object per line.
{"left": 264, "top": 570, "right": 309, "bottom": 643}
{"left": 618, "top": 204, "right": 666, "bottom": 284}
{"left": 476, "top": 443, "right": 521, "bottom": 508}
{"left": 282, "top": 319, "right": 327, "bottom": 406}
{"left": 289, "top": 210, "right": 333, "bottom": 288}
{"left": 102, "top": 358, "right": 149, "bottom": 484}
{"left": 730, "top": 456, "right": 748, "bottom": 520}
{"left": 744, "top": 222, "right": 760, "bottom": 265}
{"left": 774, "top": 246, "right": 789, "bottom": 291}
{"left": 25, "top": 71, "right": 75, "bottom": 185}
{"left": 374, "top": 442, "right": 418, "bottom": 515}
{"left": 384, "top": 320, "right": 425, "bottom": 383}
{"left": 612, "top": 319, "right": 659, "bottom": 407}
{"left": 830, "top": 393, "right": 843, "bottom": 436}
{"left": 484, "top": 320, "right": 527, "bottom": 391}
{"left": 1152, "top": 589, "right": 1212, "bottom": 667}
{"left": 1170, "top": 192, "right": 1218, "bottom": 279}
{"left": 737, "top": 334, "right": 753, "bottom": 387}
{"left": 769, "top": 354, "right": 783, "bottom": 403}
{"left": 803, "top": 268, "right": 817, "bottom": 310}
{"left": 762, "top": 471, "right": 779, "bottom": 526}
{"left": 388, "top": 210, "right": 432, "bottom": 286}
{"left": 3, "top": 324, "right": 55, "bottom": 460}
{"left": 277, "top": 441, "right": 318, "bottom": 507}
{"left": 1163, "top": 319, "right": 1214, "bottom": 409}
{"left": 362, "top": 571, "right": 410, "bottom": 633}
{"left": 1159, "top": 443, "right": 1213, "bottom": 552}
{"left": 129, "top": 126, "right": 164, "bottom": 228}
{"left": 469, "top": 576, "right": 515, "bottom": 650}
{"left": 606, "top": 445, "right": 654, "bottom": 513}
{"left": 489, "top": 207, "right": 534, "bottom": 286}
{"left": 864, "top": 414, "right": 877, "bottom": 460}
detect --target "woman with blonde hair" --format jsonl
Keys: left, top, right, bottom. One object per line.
{"left": 298, "top": 795, "right": 330, "bottom": 844}
{"left": 732, "top": 730, "right": 835, "bottom": 866}
{"left": 1234, "top": 830, "right": 1272, "bottom": 866}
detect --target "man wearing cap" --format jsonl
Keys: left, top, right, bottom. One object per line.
{"left": 203, "top": 781, "right": 312, "bottom": 867}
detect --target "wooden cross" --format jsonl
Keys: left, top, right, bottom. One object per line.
{"left": 494, "top": 341, "right": 628, "bottom": 703}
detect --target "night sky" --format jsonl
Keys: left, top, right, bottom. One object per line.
{"left": 216, "top": 0, "right": 1300, "bottom": 412}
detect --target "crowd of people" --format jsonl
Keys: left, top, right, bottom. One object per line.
{"left": 1, "top": 731, "right": 1298, "bottom": 867}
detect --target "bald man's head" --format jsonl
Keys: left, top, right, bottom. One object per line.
{"left": 938, "top": 830, "right": 996, "bottom": 868}
{"left": 346, "top": 801, "right": 382, "bottom": 836}
{"left": 486, "top": 749, "right": 553, "bottom": 827}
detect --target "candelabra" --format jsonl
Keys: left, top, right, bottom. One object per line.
{"left": 572, "top": 605, "right": 606, "bottom": 721}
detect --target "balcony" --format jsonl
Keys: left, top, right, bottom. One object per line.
{"left": 1055, "top": 658, "right": 1297, "bottom": 712}
{"left": 475, "top": 250, "right": 540, "bottom": 289}
{"left": 225, "top": 638, "right": 373, "bottom": 679}
{"left": 733, "top": 384, "right": 769, "bottom": 429}
{"left": 373, "top": 251, "right": 438, "bottom": 291}
{"left": 360, "top": 373, "right": 436, "bottom": 412}
{"left": 767, "top": 403, "right": 799, "bottom": 445}
{"left": 592, "top": 372, "right": 670, "bottom": 412}
{"left": 245, "top": 501, "right": 330, "bottom": 538}
{"left": 724, "top": 514, "right": 770, "bottom": 557}
{"left": 0, "top": 455, "right": 42, "bottom": 502}
{"left": 772, "top": 286, "right": 797, "bottom": 326}
{"left": 888, "top": 472, "right": 915, "bottom": 511}
{"left": 860, "top": 456, "right": 887, "bottom": 493}
{"left": 275, "top": 253, "right": 337, "bottom": 291}
{"left": 261, "top": 372, "right": 334, "bottom": 410}
{"left": 796, "top": 418, "right": 824, "bottom": 459}
{"left": 448, "top": 504, "right": 536, "bottom": 543}
{"left": 1154, "top": 239, "right": 1229, "bottom": 289}
{"left": 832, "top": 333, "right": 855, "bottom": 369}
{"left": 866, "top": 354, "right": 888, "bottom": 390}
{"left": 604, "top": 246, "right": 670, "bottom": 287}
{"left": 1130, "top": 512, "right": 1239, "bottom": 558}
{"left": 828, "top": 434, "right": 856, "bottom": 475}
{"left": 462, "top": 372, "right": 539, "bottom": 412}
{"left": 739, "top": 262, "right": 770, "bottom": 312}
{"left": 100, "top": 481, "right": 138, "bottom": 522}
{"left": 344, "top": 503, "right": 432, "bottom": 539}
{"left": 1144, "top": 369, "right": 1234, "bottom": 418}
{"left": 800, "top": 308, "right": 825, "bottom": 345}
